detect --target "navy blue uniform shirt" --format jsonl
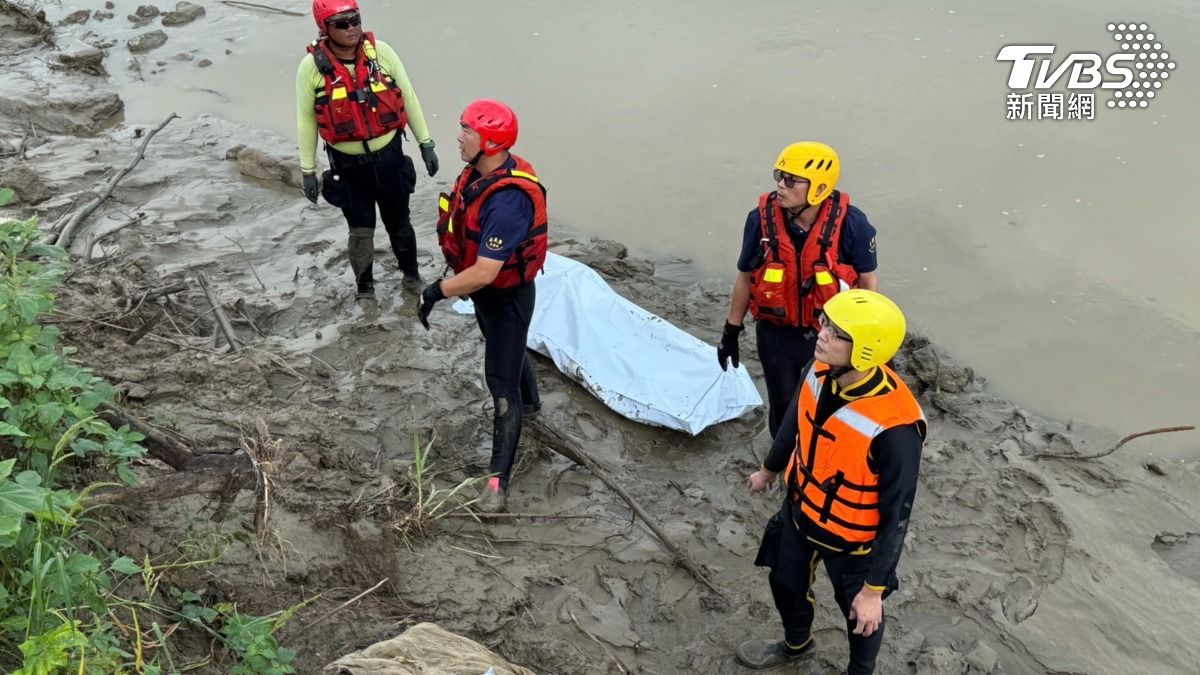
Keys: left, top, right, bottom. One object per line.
{"left": 736, "top": 196, "right": 878, "bottom": 274}
{"left": 470, "top": 156, "right": 535, "bottom": 262}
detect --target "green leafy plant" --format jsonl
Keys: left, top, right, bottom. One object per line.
{"left": 215, "top": 603, "right": 304, "bottom": 675}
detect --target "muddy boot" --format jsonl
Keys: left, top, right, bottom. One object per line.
{"left": 348, "top": 228, "right": 375, "bottom": 299}
{"left": 401, "top": 272, "right": 424, "bottom": 294}
{"left": 474, "top": 477, "right": 508, "bottom": 514}
{"left": 735, "top": 639, "right": 814, "bottom": 670}
{"left": 522, "top": 401, "right": 542, "bottom": 417}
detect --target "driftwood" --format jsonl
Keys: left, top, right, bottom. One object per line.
{"left": 1030, "top": 425, "right": 1195, "bottom": 461}
{"left": 196, "top": 272, "right": 240, "bottom": 352}
{"left": 88, "top": 452, "right": 254, "bottom": 506}
{"left": 525, "top": 418, "right": 725, "bottom": 599}
{"left": 53, "top": 113, "right": 178, "bottom": 250}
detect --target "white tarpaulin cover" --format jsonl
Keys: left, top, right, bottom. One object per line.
{"left": 455, "top": 253, "right": 762, "bottom": 435}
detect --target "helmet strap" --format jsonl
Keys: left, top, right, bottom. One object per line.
{"left": 468, "top": 148, "right": 485, "bottom": 166}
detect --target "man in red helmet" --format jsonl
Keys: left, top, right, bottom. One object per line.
{"left": 417, "top": 99, "right": 548, "bottom": 513}
{"left": 297, "top": 0, "right": 438, "bottom": 299}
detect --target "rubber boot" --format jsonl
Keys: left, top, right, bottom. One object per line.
{"left": 735, "top": 639, "right": 814, "bottom": 670}
{"left": 348, "top": 228, "right": 376, "bottom": 298}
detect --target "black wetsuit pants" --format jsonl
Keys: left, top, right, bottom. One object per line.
{"left": 328, "top": 135, "right": 419, "bottom": 285}
{"left": 756, "top": 502, "right": 890, "bottom": 675}
{"left": 472, "top": 283, "right": 540, "bottom": 489}
{"left": 755, "top": 321, "right": 816, "bottom": 438}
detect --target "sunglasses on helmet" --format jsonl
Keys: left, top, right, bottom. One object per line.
{"left": 773, "top": 169, "right": 807, "bottom": 189}
{"left": 327, "top": 13, "right": 361, "bottom": 30}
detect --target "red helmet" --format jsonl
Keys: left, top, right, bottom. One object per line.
{"left": 313, "top": 0, "right": 358, "bottom": 33}
{"left": 461, "top": 99, "right": 519, "bottom": 156}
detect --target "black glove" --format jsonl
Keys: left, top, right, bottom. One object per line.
{"left": 717, "top": 321, "right": 744, "bottom": 371}
{"left": 302, "top": 172, "right": 319, "bottom": 204}
{"left": 417, "top": 280, "right": 445, "bottom": 330}
{"left": 420, "top": 141, "right": 439, "bottom": 177}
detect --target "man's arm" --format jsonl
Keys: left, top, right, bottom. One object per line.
{"left": 727, "top": 272, "right": 752, "bottom": 325}
{"left": 864, "top": 424, "right": 924, "bottom": 589}
{"left": 857, "top": 270, "right": 878, "bottom": 291}
{"left": 376, "top": 41, "right": 431, "bottom": 145}
{"left": 295, "top": 56, "right": 320, "bottom": 173}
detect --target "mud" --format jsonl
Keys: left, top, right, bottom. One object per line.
{"left": 4, "top": 4, "right": 1200, "bottom": 674}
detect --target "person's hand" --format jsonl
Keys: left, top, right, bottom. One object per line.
{"left": 848, "top": 587, "right": 884, "bottom": 637}
{"left": 417, "top": 280, "right": 445, "bottom": 330}
{"left": 747, "top": 469, "right": 777, "bottom": 496}
{"left": 420, "top": 141, "right": 439, "bottom": 177}
{"left": 302, "top": 172, "right": 319, "bottom": 204}
{"left": 717, "top": 321, "right": 744, "bottom": 370}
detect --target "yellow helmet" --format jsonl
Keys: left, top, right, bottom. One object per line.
{"left": 774, "top": 141, "right": 840, "bottom": 206}
{"left": 822, "top": 289, "right": 906, "bottom": 371}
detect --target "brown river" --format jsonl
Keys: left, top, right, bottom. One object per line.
{"left": 110, "top": 0, "right": 1200, "bottom": 457}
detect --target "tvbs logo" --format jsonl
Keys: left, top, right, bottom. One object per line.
{"left": 997, "top": 23, "right": 1173, "bottom": 116}
{"left": 996, "top": 46, "right": 1134, "bottom": 90}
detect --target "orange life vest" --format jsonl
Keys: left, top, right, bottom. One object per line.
{"left": 749, "top": 190, "right": 859, "bottom": 330}
{"left": 784, "top": 361, "right": 926, "bottom": 543}
{"left": 307, "top": 33, "right": 407, "bottom": 144}
{"left": 436, "top": 155, "right": 548, "bottom": 289}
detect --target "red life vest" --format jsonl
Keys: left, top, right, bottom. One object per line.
{"left": 307, "top": 33, "right": 407, "bottom": 144}
{"left": 784, "top": 362, "right": 926, "bottom": 543}
{"left": 748, "top": 190, "right": 859, "bottom": 330}
{"left": 436, "top": 155, "right": 549, "bottom": 289}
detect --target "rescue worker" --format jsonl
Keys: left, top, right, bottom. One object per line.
{"left": 739, "top": 289, "right": 925, "bottom": 674}
{"left": 717, "top": 142, "right": 878, "bottom": 438}
{"left": 416, "top": 99, "right": 547, "bottom": 513}
{"left": 296, "top": 0, "right": 438, "bottom": 299}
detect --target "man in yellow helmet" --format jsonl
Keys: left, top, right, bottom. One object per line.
{"left": 296, "top": 0, "right": 439, "bottom": 299}
{"left": 717, "top": 142, "right": 879, "bottom": 438}
{"left": 738, "top": 290, "right": 925, "bottom": 673}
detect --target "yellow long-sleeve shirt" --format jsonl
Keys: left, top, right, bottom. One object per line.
{"left": 295, "top": 38, "right": 432, "bottom": 173}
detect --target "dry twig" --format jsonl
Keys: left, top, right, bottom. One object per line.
{"left": 295, "top": 578, "right": 389, "bottom": 636}
{"left": 196, "top": 272, "right": 240, "bottom": 352}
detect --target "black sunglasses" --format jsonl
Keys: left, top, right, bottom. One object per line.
{"left": 773, "top": 169, "right": 806, "bottom": 189}
{"left": 327, "top": 13, "right": 361, "bottom": 30}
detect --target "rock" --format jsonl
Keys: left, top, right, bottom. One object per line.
{"left": 136, "top": 4, "right": 160, "bottom": 17}
{"left": 0, "top": 91, "right": 123, "bottom": 137}
{"left": 128, "top": 30, "right": 168, "bottom": 53}
{"left": 1144, "top": 461, "right": 1168, "bottom": 476}
{"left": 172, "top": 52, "right": 194, "bottom": 61}
{"left": 55, "top": 40, "right": 107, "bottom": 76}
{"left": 105, "top": 1, "right": 115, "bottom": 8}
{"left": 197, "top": 58, "right": 212, "bottom": 67}
{"left": 909, "top": 344, "right": 974, "bottom": 393}
{"left": 160, "top": 1, "right": 205, "bottom": 26}
{"left": 60, "top": 9, "right": 91, "bottom": 24}
{"left": 965, "top": 641, "right": 998, "bottom": 673}
{"left": 0, "top": 166, "right": 51, "bottom": 205}
{"left": 230, "top": 146, "right": 304, "bottom": 189}
{"left": 91, "top": 10, "right": 115, "bottom": 20}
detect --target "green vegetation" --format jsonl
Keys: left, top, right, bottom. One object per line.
{"left": 1, "top": 195, "right": 296, "bottom": 673}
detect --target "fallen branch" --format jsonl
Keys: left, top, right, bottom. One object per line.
{"left": 88, "top": 452, "right": 255, "bottom": 505}
{"left": 85, "top": 213, "right": 146, "bottom": 260}
{"left": 294, "top": 578, "right": 389, "bottom": 636}
{"left": 1031, "top": 425, "right": 1195, "bottom": 461}
{"left": 220, "top": 0, "right": 304, "bottom": 15}
{"left": 444, "top": 512, "right": 599, "bottom": 520}
{"left": 125, "top": 307, "right": 165, "bottom": 345}
{"left": 141, "top": 282, "right": 189, "bottom": 302}
{"left": 100, "top": 404, "right": 194, "bottom": 469}
{"left": 526, "top": 419, "right": 725, "bottom": 599}
{"left": 53, "top": 113, "right": 178, "bottom": 250}
{"left": 48, "top": 309, "right": 222, "bottom": 355}
{"left": 196, "top": 272, "right": 240, "bottom": 352}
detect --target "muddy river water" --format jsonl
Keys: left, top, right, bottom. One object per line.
{"left": 110, "top": 0, "right": 1200, "bottom": 456}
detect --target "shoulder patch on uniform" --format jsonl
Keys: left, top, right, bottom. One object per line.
{"left": 868, "top": 236, "right": 877, "bottom": 254}
{"left": 486, "top": 236, "right": 504, "bottom": 251}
